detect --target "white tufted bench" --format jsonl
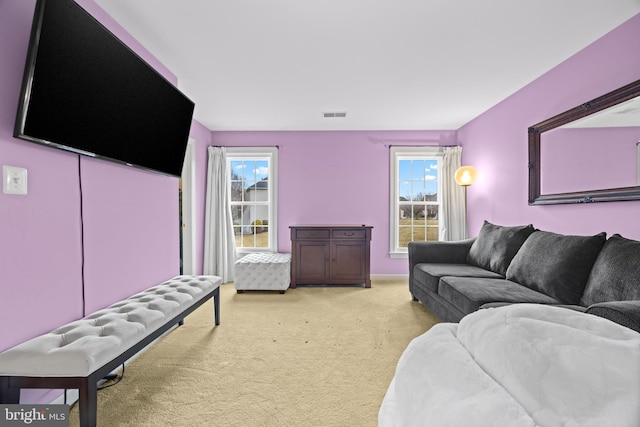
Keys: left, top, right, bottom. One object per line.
{"left": 234, "top": 253, "right": 291, "bottom": 293}
{"left": 0, "top": 275, "right": 221, "bottom": 427}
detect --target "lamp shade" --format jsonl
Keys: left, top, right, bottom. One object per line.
{"left": 454, "top": 166, "right": 477, "bottom": 186}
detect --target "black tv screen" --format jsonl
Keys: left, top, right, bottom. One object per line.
{"left": 14, "top": 0, "right": 195, "bottom": 177}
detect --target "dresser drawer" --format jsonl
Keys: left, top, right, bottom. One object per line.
{"left": 331, "top": 229, "right": 366, "bottom": 239}
{"left": 295, "top": 228, "right": 330, "bottom": 240}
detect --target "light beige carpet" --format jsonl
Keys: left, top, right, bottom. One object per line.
{"left": 70, "top": 280, "right": 438, "bottom": 426}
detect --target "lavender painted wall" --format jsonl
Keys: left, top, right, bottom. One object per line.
{"left": 210, "top": 130, "right": 457, "bottom": 275}
{"left": 0, "top": 0, "right": 194, "bottom": 403}
{"left": 80, "top": 157, "right": 180, "bottom": 314}
{"left": 458, "top": 13, "right": 640, "bottom": 240}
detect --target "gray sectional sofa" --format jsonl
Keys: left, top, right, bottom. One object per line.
{"left": 409, "top": 221, "right": 640, "bottom": 333}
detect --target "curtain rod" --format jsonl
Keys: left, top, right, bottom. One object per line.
{"left": 367, "top": 136, "right": 458, "bottom": 148}
{"left": 210, "top": 145, "right": 279, "bottom": 149}
{"left": 386, "top": 144, "right": 460, "bottom": 149}
{"left": 386, "top": 144, "right": 459, "bottom": 147}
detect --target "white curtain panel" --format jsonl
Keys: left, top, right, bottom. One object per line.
{"left": 203, "top": 146, "right": 236, "bottom": 282}
{"left": 442, "top": 146, "right": 467, "bottom": 241}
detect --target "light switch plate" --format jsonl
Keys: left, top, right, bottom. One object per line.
{"left": 3, "top": 165, "right": 28, "bottom": 195}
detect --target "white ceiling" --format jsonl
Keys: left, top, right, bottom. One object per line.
{"left": 94, "top": 0, "right": 640, "bottom": 131}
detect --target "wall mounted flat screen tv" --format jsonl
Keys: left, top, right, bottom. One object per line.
{"left": 14, "top": 0, "right": 195, "bottom": 177}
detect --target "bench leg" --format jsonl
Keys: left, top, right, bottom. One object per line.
{"left": 214, "top": 287, "right": 220, "bottom": 326}
{"left": 78, "top": 379, "right": 98, "bottom": 427}
{"left": 0, "top": 377, "right": 20, "bottom": 403}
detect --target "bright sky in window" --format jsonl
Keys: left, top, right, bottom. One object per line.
{"left": 398, "top": 159, "right": 438, "bottom": 200}
{"left": 231, "top": 160, "right": 269, "bottom": 183}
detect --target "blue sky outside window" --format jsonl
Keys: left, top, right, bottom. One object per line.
{"left": 398, "top": 159, "right": 438, "bottom": 201}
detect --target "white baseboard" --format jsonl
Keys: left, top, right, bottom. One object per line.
{"left": 371, "top": 274, "right": 409, "bottom": 281}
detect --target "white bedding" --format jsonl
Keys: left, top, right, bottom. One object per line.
{"left": 379, "top": 304, "right": 640, "bottom": 427}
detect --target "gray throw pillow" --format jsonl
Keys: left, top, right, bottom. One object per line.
{"left": 581, "top": 234, "right": 640, "bottom": 306}
{"left": 505, "top": 230, "right": 606, "bottom": 305}
{"left": 467, "top": 221, "right": 535, "bottom": 275}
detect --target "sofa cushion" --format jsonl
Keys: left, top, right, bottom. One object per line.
{"left": 506, "top": 231, "right": 606, "bottom": 305}
{"left": 438, "top": 277, "right": 559, "bottom": 314}
{"left": 467, "top": 221, "right": 535, "bottom": 275}
{"left": 413, "top": 263, "right": 504, "bottom": 293}
{"left": 581, "top": 234, "right": 640, "bottom": 306}
{"left": 586, "top": 300, "right": 640, "bottom": 334}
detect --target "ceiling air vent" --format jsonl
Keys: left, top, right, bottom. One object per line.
{"left": 323, "top": 111, "right": 347, "bottom": 118}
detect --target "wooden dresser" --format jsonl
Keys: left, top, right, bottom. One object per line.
{"left": 289, "top": 225, "right": 373, "bottom": 288}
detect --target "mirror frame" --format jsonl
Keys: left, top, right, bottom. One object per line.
{"left": 528, "top": 78, "right": 640, "bottom": 205}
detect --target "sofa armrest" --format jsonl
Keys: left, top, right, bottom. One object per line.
{"left": 408, "top": 239, "right": 476, "bottom": 288}
{"left": 586, "top": 300, "right": 640, "bottom": 334}
{"left": 408, "top": 239, "right": 476, "bottom": 266}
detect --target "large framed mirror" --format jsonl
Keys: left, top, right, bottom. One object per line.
{"left": 528, "top": 78, "right": 640, "bottom": 205}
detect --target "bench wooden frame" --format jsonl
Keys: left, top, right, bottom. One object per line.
{"left": 0, "top": 286, "right": 219, "bottom": 427}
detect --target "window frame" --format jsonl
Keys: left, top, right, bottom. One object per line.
{"left": 389, "top": 146, "right": 444, "bottom": 258}
{"left": 226, "top": 147, "right": 278, "bottom": 254}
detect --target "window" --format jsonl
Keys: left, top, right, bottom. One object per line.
{"left": 390, "top": 147, "right": 443, "bottom": 258}
{"left": 226, "top": 147, "right": 278, "bottom": 253}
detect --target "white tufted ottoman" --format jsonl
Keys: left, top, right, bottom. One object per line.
{"left": 234, "top": 253, "right": 291, "bottom": 293}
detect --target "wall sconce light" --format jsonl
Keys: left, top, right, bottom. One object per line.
{"left": 454, "top": 166, "right": 477, "bottom": 187}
